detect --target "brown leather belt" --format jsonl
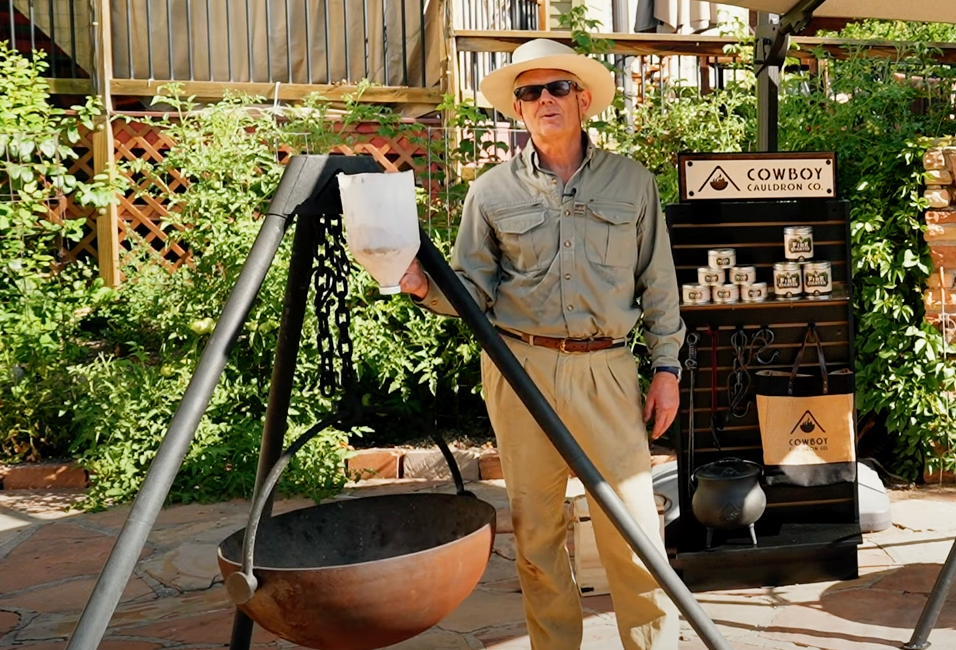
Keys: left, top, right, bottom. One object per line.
{"left": 496, "top": 327, "right": 626, "bottom": 353}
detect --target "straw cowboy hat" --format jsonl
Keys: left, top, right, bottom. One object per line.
{"left": 479, "top": 39, "right": 616, "bottom": 122}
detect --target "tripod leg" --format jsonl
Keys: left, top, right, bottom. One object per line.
{"left": 903, "top": 535, "right": 956, "bottom": 649}
{"left": 229, "top": 610, "right": 255, "bottom": 650}
{"left": 66, "top": 213, "right": 290, "bottom": 650}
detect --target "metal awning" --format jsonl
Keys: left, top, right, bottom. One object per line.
{"left": 714, "top": 1, "right": 956, "bottom": 151}
{"left": 718, "top": 0, "right": 956, "bottom": 24}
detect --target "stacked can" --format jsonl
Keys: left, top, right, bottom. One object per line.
{"left": 682, "top": 248, "right": 735, "bottom": 305}
{"left": 708, "top": 249, "right": 738, "bottom": 304}
{"left": 776, "top": 226, "right": 832, "bottom": 299}
{"left": 729, "top": 265, "right": 767, "bottom": 303}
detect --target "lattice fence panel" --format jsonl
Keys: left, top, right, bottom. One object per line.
{"left": 111, "top": 119, "right": 189, "bottom": 269}
{"left": 60, "top": 118, "right": 447, "bottom": 273}
{"left": 51, "top": 125, "right": 96, "bottom": 265}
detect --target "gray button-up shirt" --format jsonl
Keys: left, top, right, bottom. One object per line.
{"left": 418, "top": 134, "right": 686, "bottom": 369}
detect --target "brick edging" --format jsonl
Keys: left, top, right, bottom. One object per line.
{"left": 345, "top": 447, "right": 677, "bottom": 482}
{"left": 0, "top": 447, "right": 680, "bottom": 491}
{"left": 0, "top": 462, "right": 89, "bottom": 490}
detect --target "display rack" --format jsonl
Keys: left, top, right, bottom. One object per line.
{"left": 664, "top": 154, "right": 861, "bottom": 591}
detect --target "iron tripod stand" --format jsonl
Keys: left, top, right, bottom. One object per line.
{"left": 65, "top": 155, "right": 734, "bottom": 650}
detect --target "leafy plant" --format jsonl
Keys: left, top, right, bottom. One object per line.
{"left": 0, "top": 43, "right": 123, "bottom": 461}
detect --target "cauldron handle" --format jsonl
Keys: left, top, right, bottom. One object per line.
{"left": 225, "top": 411, "right": 347, "bottom": 606}
{"left": 423, "top": 417, "right": 474, "bottom": 498}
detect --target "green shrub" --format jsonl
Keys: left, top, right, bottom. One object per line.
{"left": 0, "top": 43, "right": 122, "bottom": 461}
{"left": 66, "top": 86, "right": 489, "bottom": 508}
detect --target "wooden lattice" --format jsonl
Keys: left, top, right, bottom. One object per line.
{"left": 57, "top": 126, "right": 97, "bottom": 265}
{"left": 112, "top": 118, "right": 189, "bottom": 269}
{"left": 60, "top": 117, "right": 444, "bottom": 273}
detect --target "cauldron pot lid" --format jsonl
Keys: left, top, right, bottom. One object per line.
{"left": 694, "top": 458, "right": 761, "bottom": 481}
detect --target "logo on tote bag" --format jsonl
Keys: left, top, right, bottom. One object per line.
{"left": 789, "top": 411, "right": 828, "bottom": 449}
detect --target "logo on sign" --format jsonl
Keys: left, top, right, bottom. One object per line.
{"left": 698, "top": 165, "right": 741, "bottom": 194}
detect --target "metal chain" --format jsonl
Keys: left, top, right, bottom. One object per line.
{"left": 312, "top": 212, "right": 356, "bottom": 398}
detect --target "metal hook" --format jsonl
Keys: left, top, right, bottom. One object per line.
{"left": 752, "top": 326, "right": 779, "bottom": 365}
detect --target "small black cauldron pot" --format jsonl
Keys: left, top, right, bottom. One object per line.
{"left": 691, "top": 458, "right": 767, "bottom": 549}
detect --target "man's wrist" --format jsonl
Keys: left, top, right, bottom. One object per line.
{"left": 653, "top": 366, "right": 681, "bottom": 382}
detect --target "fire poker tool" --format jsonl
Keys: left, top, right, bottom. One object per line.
{"left": 685, "top": 331, "right": 700, "bottom": 492}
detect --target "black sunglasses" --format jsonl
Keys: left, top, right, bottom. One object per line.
{"left": 513, "top": 80, "right": 580, "bottom": 102}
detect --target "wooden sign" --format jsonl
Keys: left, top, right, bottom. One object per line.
{"left": 678, "top": 152, "right": 837, "bottom": 201}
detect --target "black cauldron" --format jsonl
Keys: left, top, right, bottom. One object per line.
{"left": 691, "top": 458, "right": 766, "bottom": 548}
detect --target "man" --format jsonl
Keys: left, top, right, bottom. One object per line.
{"left": 400, "top": 38, "right": 684, "bottom": 650}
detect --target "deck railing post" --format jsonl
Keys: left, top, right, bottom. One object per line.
{"left": 91, "top": 0, "right": 120, "bottom": 287}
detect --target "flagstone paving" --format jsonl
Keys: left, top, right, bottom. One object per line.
{"left": 1, "top": 480, "right": 956, "bottom": 650}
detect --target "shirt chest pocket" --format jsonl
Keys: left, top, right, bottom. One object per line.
{"left": 585, "top": 199, "right": 639, "bottom": 268}
{"left": 494, "top": 205, "right": 557, "bottom": 273}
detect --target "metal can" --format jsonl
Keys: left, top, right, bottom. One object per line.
{"left": 803, "top": 260, "right": 833, "bottom": 298}
{"left": 741, "top": 282, "right": 768, "bottom": 302}
{"left": 713, "top": 283, "right": 740, "bottom": 304}
{"left": 708, "top": 248, "right": 736, "bottom": 269}
{"left": 682, "top": 283, "right": 710, "bottom": 304}
{"left": 729, "top": 266, "right": 757, "bottom": 285}
{"left": 784, "top": 226, "right": 814, "bottom": 261}
{"left": 698, "top": 267, "right": 725, "bottom": 286}
{"left": 773, "top": 262, "right": 803, "bottom": 299}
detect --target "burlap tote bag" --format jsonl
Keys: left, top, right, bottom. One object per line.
{"left": 755, "top": 323, "right": 856, "bottom": 487}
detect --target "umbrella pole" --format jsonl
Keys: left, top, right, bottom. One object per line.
{"left": 755, "top": 12, "right": 786, "bottom": 152}
{"left": 903, "top": 534, "right": 956, "bottom": 649}
{"left": 416, "top": 227, "right": 734, "bottom": 650}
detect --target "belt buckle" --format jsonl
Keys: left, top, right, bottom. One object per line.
{"left": 559, "top": 339, "right": 568, "bottom": 353}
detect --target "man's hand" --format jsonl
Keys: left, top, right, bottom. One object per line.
{"left": 643, "top": 371, "right": 680, "bottom": 440}
{"left": 400, "top": 259, "right": 429, "bottom": 299}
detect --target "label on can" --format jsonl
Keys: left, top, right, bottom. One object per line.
{"left": 682, "top": 284, "right": 710, "bottom": 304}
{"left": 713, "top": 283, "right": 740, "bottom": 303}
{"left": 698, "top": 267, "right": 725, "bottom": 286}
{"left": 730, "top": 266, "right": 757, "bottom": 285}
{"left": 774, "top": 262, "right": 803, "bottom": 298}
{"left": 741, "top": 282, "right": 768, "bottom": 302}
{"left": 784, "top": 226, "right": 814, "bottom": 260}
{"left": 803, "top": 261, "right": 832, "bottom": 297}
{"left": 708, "top": 248, "right": 736, "bottom": 269}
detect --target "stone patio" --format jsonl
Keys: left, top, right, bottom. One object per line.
{"left": 2, "top": 479, "right": 956, "bottom": 650}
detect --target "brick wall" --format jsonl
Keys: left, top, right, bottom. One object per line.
{"left": 923, "top": 144, "right": 956, "bottom": 334}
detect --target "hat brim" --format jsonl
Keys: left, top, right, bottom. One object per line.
{"left": 479, "top": 53, "right": 615, "bottom": 122}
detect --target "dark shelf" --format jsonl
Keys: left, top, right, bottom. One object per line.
{"left": 674, "top": 522, "right": 862, "bottom": 592}
{"left": 666, "top": 196, "right": 861, "bottom": 591}
{"left": 681, "top": 284, "right": 850, "bottom": 312}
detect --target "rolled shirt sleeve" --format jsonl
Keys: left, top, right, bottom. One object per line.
{"left": 414, "top": 184, "right": 499, "bottom": 317}
{"left": 634, "top": 174, "right": 686, "bottom": 369}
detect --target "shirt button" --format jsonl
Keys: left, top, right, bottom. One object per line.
{"left": 565, "top": 274, "right": 571, "bottom": 280}
{"left": 551, "top": 178, "right": 557, "bottom": 185}
{"left": 564, "top": 210, "right": 570, "bottom": 216}
{"left": 567, "top": 305, "right": 574, "bottom": 311}
{"left": 564, "top": 240, "right": 571, "bottom": 247}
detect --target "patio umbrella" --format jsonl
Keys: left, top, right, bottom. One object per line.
{"left": 711, "top": 0, "right": 956, "bottom": 150}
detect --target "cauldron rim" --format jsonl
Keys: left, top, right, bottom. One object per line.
{"left": 217, "top": 492, "right": 497, "bottom": 573}
{"left": 693, "top": 458, "right": 762, "bottom": 481}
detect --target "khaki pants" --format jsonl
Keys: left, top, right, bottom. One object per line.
{"left": 481, "top": 340, "right": 679, "bottom": 650}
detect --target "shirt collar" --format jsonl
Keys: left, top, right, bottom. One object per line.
{"left": 519, "top": 131, "right": 595, "bottom": 175}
